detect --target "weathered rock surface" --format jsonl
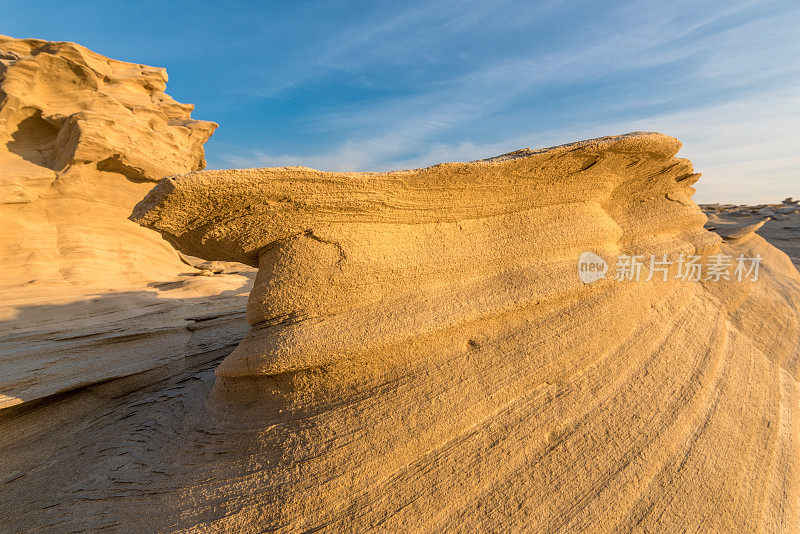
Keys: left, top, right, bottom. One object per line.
{"left": 0, "top": 34, "right": 217, "bottom": 289}
{"left": 0, "top": 36, "right": 253, "bottom": 410}
{"left": 117, "top": 132, "right": 799, "bottom": 531}
{"left": 2, "top": 35, "right": 799, "bottom": 533}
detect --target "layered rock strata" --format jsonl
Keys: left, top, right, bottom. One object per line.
{"left": 125, "top": 132, "right": 800, "bottom": 531}
{"left": 0, "top": 36, "right": 252, "bottom": 410}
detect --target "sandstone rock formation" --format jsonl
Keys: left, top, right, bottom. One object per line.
{"left": 114, "top": 132, "right": 798, "bottom": 531}
{"left": 0, "top": 36, "right": 253, "bottom": 410}
{"left": 2, "top": 35, "right": 799, "bottom": 533}
{"left": 0, "top": 34, "right": 216, "bottom": 288}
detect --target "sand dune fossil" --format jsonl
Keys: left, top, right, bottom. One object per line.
{"left": 131, "top": 132, "right": 800, "bottom": 531}
{"left": 1, "top": 36, "right": 799, "bottom": 532}
{"left": 0, "top": 35, "right": 252, "bottom": 412}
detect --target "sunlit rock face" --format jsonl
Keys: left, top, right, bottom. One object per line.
{"left": 0, "top": 36, "right": 796, "bottom": 532}
{"left": 0, "top": 34, "right": 217, "bottom": 290}
{"left": 132, "top": 132, "right": 800, "bottom": 532}
{"left": 0, "top": 36, "right": 251, "bottom": 411}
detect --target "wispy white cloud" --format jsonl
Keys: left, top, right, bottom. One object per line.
{"left": 222, "top": 82, "right": 800, "bottom": 204}
{"left": 217, "top": 0, "right": 800, "bottom": 203}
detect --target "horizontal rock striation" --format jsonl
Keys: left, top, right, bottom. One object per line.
{"left": 125, "top": 133, "right": 800, "bottom": 531}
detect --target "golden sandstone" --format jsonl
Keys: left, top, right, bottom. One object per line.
{"left": 2, "top": 36, "right": 799, "bottom": 532}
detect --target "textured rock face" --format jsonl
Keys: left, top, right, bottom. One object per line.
{"left": 0, "top": 34, "right": 216, "bottom": 290}
{"left": 0, "top": 37, "right": 252, "bottom": 411}
{"left": 1, "top": 36, "right": 797, "bottom": 531}
{"left": 127, "top": 133, "right": 800, "bottom": 531}
{"left": 0, "top": 34, "right": 216, "bottom": 189}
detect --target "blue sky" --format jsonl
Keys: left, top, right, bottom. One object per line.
{"left": 5, "top": 0, "right": 799, "bottom": 203}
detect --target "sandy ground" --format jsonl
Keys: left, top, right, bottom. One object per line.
{"left": 703, "top": 198, "right": 800, "bottom": 268}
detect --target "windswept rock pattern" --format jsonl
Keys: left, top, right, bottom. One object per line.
{"left": 0, "top": 38, "right": 797, "bottom": 531}
{"left": 0, "top": 37, "right": 252, "bottom": 411}
{"left": 0, "top": 34, "right": 216, "bottom": 191}
{"left": 121, "top": 132, "right": 800, "bottom": 531}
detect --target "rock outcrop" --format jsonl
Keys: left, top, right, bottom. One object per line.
{"left": 1, "top": 36, "right": 798, "bottom": 533}
{"left": 0, "top": 34, "right": 216, "bottom": 289}
{"left": 118, "top": 132, "right": 799, "bottom": 531}
{"left": 0, "top": 36, "right": 253, "bottom": 410}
